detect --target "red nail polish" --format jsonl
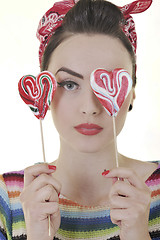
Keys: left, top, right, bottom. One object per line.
{"left": 102, "top": 170, "right": 110, "bottom": 176}
{"left": 58, "top": 192, "right": 60, "bottom": 197}
{"left": 48, "top": 165, "right": 56, "bottom": 170}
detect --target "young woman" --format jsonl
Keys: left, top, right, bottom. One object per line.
{"left": 0, "top": 0, "right": 160, "bottom": 240}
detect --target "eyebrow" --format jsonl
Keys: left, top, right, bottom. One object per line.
{"left": 55, "top": 67, "right": 84, "bottom": 79}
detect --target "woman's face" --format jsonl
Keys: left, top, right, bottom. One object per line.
{"left": 48, "top": 34, "right": 135, "bottom": 153}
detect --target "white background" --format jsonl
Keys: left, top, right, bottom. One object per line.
{"left": 0, "top": 0, "right": 160, "bottom": 173}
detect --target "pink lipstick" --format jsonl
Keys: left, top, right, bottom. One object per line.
{"left": 74, "top": 123, "right": 103, "bottom": 136}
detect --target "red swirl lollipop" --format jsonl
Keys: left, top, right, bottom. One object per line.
{"left": 18, "top": 71, "right": 57, "bottom": 119}
{"left": 90, "top": 68, "right": 133, "bottom": 116}
{"left": 18, "top": 70, "right": 57, "bottom": 163}
{"left": 18, "top": 71, "right": 57, "bottom": 236}
{"left": 90, "top": 68, "right": 133, "bottom": 169}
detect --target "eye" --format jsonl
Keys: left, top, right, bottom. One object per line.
{"left": 57, "top": 80, "right": 79, "bottom": 91}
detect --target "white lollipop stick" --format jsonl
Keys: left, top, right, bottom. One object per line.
{"left": 112, "top": 117, "right": 119, "bottom": 168}
{"left": 40, "top": 120, "right": 51, "bottom": 237}
{"left": 40, "top": 120, "right": 46, "bottom": 163}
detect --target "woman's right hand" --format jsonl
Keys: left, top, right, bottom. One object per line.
{"left": 20, "top": 163, "right": 61, "bottom": 240}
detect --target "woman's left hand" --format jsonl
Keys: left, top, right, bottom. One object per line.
{"left": 102, "top": 167, "right": 152, "bottom": 240}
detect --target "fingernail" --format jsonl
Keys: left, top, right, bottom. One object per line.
{"left": 48, "top": 165, "right": 56, "bottom": 170}
{"left": 58, "top": 192, "right": 60, "bottom": 197}
{"left": 102, "top": 170, "right": 110, "bottom": 176}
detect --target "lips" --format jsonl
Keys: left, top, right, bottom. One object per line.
{"left": 74, "top": 123, "right": 103, "bottom": 136}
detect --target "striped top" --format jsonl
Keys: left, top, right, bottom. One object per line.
{"left": 0, "top": 162, "right": 160, "bottom": 240}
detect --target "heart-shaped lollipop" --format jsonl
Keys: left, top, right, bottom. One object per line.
{"left": 90, "top": 68, "right": 133, "bottom": 116}
{"left": 18, "top": 71, "right": 57, "bottom": 119}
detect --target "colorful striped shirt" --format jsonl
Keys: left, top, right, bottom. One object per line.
{"left": 0, "top": 162, "right": 160, "bottom": 240}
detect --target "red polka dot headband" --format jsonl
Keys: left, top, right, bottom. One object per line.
{"left": 36, "top": 0, "right": 152, "bottom": 66}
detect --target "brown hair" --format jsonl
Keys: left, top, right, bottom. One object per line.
{"left": 41, "top": 0, "right": 136, "bottom": 86}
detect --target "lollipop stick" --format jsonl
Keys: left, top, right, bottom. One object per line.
{"left": 112, "top": 116, "right": 119, "bottom": 168}
{"left": 40, "top": 120, "right": 51, "bottom": 237}
{"left": 48, "top": 217, "right": 51, "bottom": 236}
{"left": 40, "top": 120, "right": 46, "bottom": 163}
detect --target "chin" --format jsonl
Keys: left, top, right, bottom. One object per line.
{"left": 72, "top": 141, "right": 107, "bottom": 154}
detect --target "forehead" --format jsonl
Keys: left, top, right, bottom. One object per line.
{"left": 48, "top": 34, "right": 132, "bottom": 76}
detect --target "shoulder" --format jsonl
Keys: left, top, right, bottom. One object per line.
{"left": 120, "top": 154, "right": 159, "bottom": 181}
{"left": 133, "top": 160, "right": 159, "bottom": 182}
{"left": 2, "top": 170, "right": 24, "bottom": 181}
{"left": 0, "top": 170, "right": 24, "bottom": 197}
{"left": 145, "top": 161, "right": 160, "bottom": 183}
{"left": 136, "top": 160, "right": 160, "bottom": 182}
{"left": 0, "top": 170, "right": 24, "bottom": 214}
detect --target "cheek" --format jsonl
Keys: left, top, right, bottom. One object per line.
{"left": 50, "top": 99, "right": 66, "bottom": 125}
{"left": 50, "top": 93, "right": 75, "bottom": 129}
{"left": 50, "top": 105, "right": 68, "bottom": 135}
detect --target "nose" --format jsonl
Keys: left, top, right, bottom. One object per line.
{"left": 80, "top": 88, "right": 102, "bottom": 115}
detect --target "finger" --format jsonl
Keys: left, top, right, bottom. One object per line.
{"left": 42, "top": 202, "right": 59, "bottom": 216}
{"left": 110, "top": 181, "right": 151, "bottom": 210}
{"left": 35, "top": 184, "right": 60, "bottom": 203}
{"left": 110, "top": 208, "right": 126, "bottom": 226}
{"left": 110, "top": 202, "right": 147, "bottom": 225}
{"left": 28, "top": 173, "right": 61, "bottom": 194}
{"left": 24, "top": 163, "right": 56, "bottom": 187}
{"left": 110, "top": 180, "right": 137, "bottom": 198}
{"left": 110, "top": 208, "right": 131, "bottom": 223}
{"left": 109, "top": 195, "right": 132, "bottom": 209}
{"left": 38, "top": 202, "right": 59, "bottom": 217}
{"left": 103, "top": 167, "right": 147, "bottom": 189}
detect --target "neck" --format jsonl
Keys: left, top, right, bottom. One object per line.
{"left": 52, "top": 138, "right": 121, "bottom": 206}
